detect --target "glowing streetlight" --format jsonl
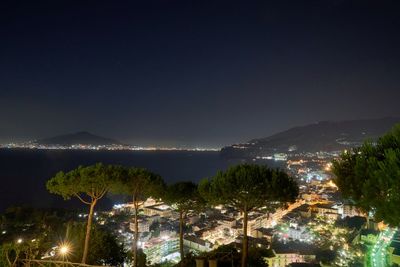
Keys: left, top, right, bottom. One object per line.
{"left": 58, "top": 241, "right": 72, "bottom": 263}
{"left": 17, "top": 238, "right": 23, "bottom": 244}
{"left": 58, "top": 242, "right": 71, "bottom": 267}
{"left": 59, "top": 245, "right": 70, "bottom": 256}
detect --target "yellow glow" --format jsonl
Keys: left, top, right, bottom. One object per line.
{"left": 327, "top": 180, "right": 338, "bottom": 188}
{"left": 377, "top": 221, "right": 387, "bottom": 231}
{"left": 60, "top": 245, "right": 69, "bottom": 255}
{"left": 324, "top": 162, "right": 333, "bottom": 171}
{"left": 58, "top": 242, "right": 72, "bottom": 257}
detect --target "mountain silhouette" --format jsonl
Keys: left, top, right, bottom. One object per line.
{"left": 221, "top": 117, "right": 400, "bottom": 159}
{"left": 37, "top": 131, "right": 122, "bottom": 146}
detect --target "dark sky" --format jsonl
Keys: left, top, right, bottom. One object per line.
{"left": 1, "top": 0, "right": 399, "bottom": 147}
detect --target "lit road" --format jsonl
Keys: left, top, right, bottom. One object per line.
{"left": 369, "top": 228, "right": 396, "bottom": 267}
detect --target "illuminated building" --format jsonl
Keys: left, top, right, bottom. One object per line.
{"left": 143, "top": 237, "right": 180, "bottom": 264}
{"left": 265, "top": 248, "right": 316, "bottom": 267}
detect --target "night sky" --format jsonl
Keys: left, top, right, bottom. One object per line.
{"left": 1, "top": 0, "right": 399, "bottom": 147}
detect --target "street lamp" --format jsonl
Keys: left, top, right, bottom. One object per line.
{"left": 59, "top": 245, "right": 70, "bottom": 256}
{"left": 58, "top": 241, "right": 72, "bottom": 266}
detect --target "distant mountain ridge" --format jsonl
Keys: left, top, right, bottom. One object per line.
{"left": 221, "top": 117, "right": 400, "bottom": 159}
{"left": 36, "top": 131, "right": 122, "bottom": 146}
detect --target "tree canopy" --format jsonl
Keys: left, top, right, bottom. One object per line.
{"left": 164, "top": 181, "right": 204, "bottom": 215}
{"left": 47, "top": 163, "right": 122, "bottom": 203}
{"left": 164, "top": 181, "right": 205, "bottom": 262}
{"left": 333, "top": 124, "right": 400, "bottom": 226}
{"left": 46, "top": 163, "right": 123, "bottom": 264}
{"left": 199, "top": 164, "right": 298, "bottom": 212}
{"left": 199, "top": 164, "right": 298, "bottom": 267}
{"left": 112, "top": 167, "right": 165, "bottom": 202}
{"left": 112, "top": 167, "right": 165, "bottom": 267}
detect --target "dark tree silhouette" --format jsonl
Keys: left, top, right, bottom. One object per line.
{"left": 113, "top": 167, "right": 165, "bottom": 267}
{"left": 333, "top": 124, "right": 400, "bottom": 226}
{"left": 67, "top": 222, "right": 126, "bottom": 266}
{"left": 164, "top": 181, "right": 204, "bottom": 264}
{"left": 46, "top": 163, "right": 122, "bottom": 264}
{"left": 199, "top": 164, "right": 298, "bottom": 267}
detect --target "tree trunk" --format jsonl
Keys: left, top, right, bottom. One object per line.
{"left": 5, "top": 250, "right": 12, "bottom": 267}
{"left": 241, "top": 209, "right": 248, "bottom": 267}
{"left": 179, "top": 211, "right": 184, "bottom": 265}
{"left": 133, "top": 200, "right": 139, "bottom": 267}
{"left": 81, "top": 200, "right": 96, "bottom": 264}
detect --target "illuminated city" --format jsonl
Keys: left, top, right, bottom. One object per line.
{"left": 1, "top": 1, "right": 400, "bottom": 267}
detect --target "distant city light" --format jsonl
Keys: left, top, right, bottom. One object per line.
{"left": 324, "top": 162, "right": 333, "bottom": 171}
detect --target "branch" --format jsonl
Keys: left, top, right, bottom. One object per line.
{"left": 12, "top": 247, "right": 19, "bottom": 266}
{"left": 133, "top": 198, "right": 145, "bottom": 211}
{"left": 98, "top": 188, "right": 108, "bottom": 199}
{"left": 5, "top": 248, "right": 12, "bottom": 267}
{"left": 74, "top": 193, "right": 91, "bottom": 205}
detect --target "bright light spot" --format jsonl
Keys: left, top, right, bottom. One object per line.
{"left": 60, "top": 246, "right": 69, "bottom": 255}
{"left": 58, "top": 241, "right": 72, "bottom": 258}
{"left": 324, "top": 163, "right": 333, "bottom": 171}
{"left": 17, "top": 238, "right": 23, "bottom": 244}
{"left": 137, "top": 241, "right": 145, "bottom": 249}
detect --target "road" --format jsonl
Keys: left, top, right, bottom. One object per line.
{"left": 370, "top": 228, "right": 396, "bottom": 267}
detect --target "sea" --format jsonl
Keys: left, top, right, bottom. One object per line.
{"left": 0, "top": 149, "right": 253, "bottom": 212}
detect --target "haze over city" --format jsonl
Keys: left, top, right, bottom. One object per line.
{"left": 1, "top": 0, "right": 399, "bottom": 147}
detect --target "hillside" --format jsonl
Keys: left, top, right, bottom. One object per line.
{"left": 36, "top": 131, "right": 122, "bottom": 146}
{"left": 221, "top": 117, "right": 400, "bottom": 159}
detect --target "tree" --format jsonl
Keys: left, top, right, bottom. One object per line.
{"left": 0, "top": 207, "right": 76, "bottom": 265}
{"left": 199, "top": 164, "right": 298, "bottom": 267}
{"left": 67, "top": 222, "right": 127, "bottom": 266}
{"left": 189, "top": 244, "right": 270, "bottom": 267}
{"left": 113, "top": 167, "right": 165, "bottom": 267}
{"left": 46, "top": 163, "right": 122, "bottom": 264}
{"left": 164, "top": 182, "right": 204, "bottom": 263}
{"left": 0, "top": 242, "right": 22, "bottom": 267}
{"left": 0, "top": 240, "right": 39, "bottom": 267}
{"left": 333, "top": 124, "right": 400, "bottom": 226}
